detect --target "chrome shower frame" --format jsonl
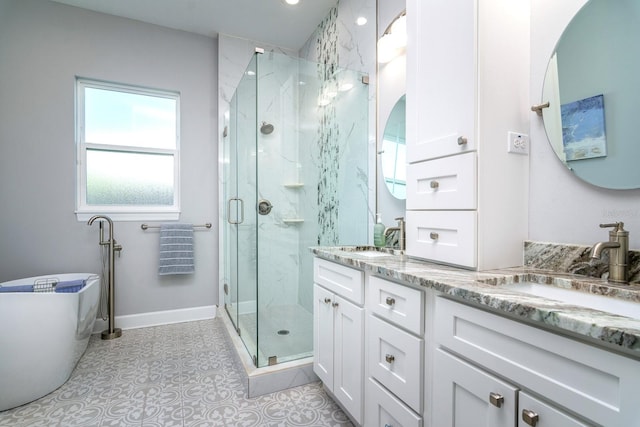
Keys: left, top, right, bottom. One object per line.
{"left": 88, "top": 215, "right": 123, "bottom": 340}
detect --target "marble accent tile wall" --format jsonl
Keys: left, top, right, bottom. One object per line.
{"left": 524, "top": 240, "right": 640, "bottom": 283}
{"left": 315, "top": 8, "right": 340, "bottom": 246}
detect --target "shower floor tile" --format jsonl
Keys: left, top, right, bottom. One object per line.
{"left": 0, "top": 318, "right": 352, "bottom": 427}
{"left": 237, "top": 303, "right": 313, "bottom": 366}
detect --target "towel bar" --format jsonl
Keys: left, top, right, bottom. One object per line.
{"left": 141, "top": 223, "right": 212, "bottom": 230}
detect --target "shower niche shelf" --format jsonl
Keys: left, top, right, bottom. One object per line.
{"left": 283, "top": 219, "right": 305, "bottom": 224}
{"left": 283, "top": 183, "right": 305, "bottom": 188}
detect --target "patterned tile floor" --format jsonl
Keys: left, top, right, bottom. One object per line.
{"left": 0, "top": 318, "right": 353, "bottom": 427}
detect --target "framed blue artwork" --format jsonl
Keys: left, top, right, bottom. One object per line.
{"left": 560, "top": 94, "right": 607, "bottom": 161}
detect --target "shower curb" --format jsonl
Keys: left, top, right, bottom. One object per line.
{"left": 219, "top": 310, "right": 319, "bottom": 398}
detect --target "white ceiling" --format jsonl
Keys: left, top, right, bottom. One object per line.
{"left": 50, "top": 0, "right": 338, "bottom": 51}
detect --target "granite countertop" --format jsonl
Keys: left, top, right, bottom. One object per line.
{"left": 311, "top": 246, "right": 640, "bottom": 357}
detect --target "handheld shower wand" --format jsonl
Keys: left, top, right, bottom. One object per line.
{"left": 88, "top": 215, "right": 123, "bottom": 340}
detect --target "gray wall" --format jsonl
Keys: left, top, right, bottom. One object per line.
{"left": 0, "top": 0, "right": 218, "bottom": 315}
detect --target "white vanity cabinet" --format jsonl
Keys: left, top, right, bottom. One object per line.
{"left": 313, "top": 258, "right": 364, "bottom": 425}
{"left": 405, "top": 0, "right": 529, "bottom": 270}
{"left": 365, "top": 276, "right": 425, "bottom": 427}
{"left": 433, "top": 297, "right": 640, "bottom": 426}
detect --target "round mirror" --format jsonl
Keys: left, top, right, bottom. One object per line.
{"left": 381, "top": 95, "right": 406, "bottom": 199}
{"left": 541, "top": 0, "right": 640, "bottom": 189}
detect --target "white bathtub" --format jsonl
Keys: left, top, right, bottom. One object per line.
{"left": 0, "top": 273, "right": 100, "bottom": 411}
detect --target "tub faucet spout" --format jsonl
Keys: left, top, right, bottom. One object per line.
{"left": 87, "top": 215, "right": 122, "bottom": 340}
{"left": 589, "top": 222, "right": 629, "bottom": 284}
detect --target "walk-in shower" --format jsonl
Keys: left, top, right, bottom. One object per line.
{"left": 221, "top": 50, "right": 369, "bottom": 368}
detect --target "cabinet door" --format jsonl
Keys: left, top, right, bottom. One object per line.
{"left": 433, "top": 349, "right": 518, "bottom": 427}
{"left": 334, "top": 295, "right": 364, "bottom": 425}
{"left": 407, "top": 0, "right": 476, "bottom": 162}
{"left": 518, "top": 392, "right": 592, "bottom": 427}
{"left": 366, "top": 378, "right": 422, "bottom": 427}
{"left": 313, "top": 284, "right": 334, "bottom": 389}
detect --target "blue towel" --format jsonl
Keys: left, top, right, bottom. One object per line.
{"left": 159, "top": 223, "right": 195, "bottom": 275}
{"left": 0, "top": 284, "right": 34, "bottom": 293}
{"left": 55, "top": 279, "right": 87, "bottom": 293}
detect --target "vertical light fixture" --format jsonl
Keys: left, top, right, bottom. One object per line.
{"left": 378, "top": 12, "right": 407, "bottom": 63}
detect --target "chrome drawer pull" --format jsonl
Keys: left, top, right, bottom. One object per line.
{"left": 385, "top": 354, "right": 395, "bottom": 364}
{"left": 385, "top": 297, "right": 396, "bottom": 306}
{"left": 457, "top": 136, "right": 468, "bottom": 145}
{"left": 430, "top": 180, "right": 439, "bottom": 189}
{"left": 430, "top": 232, "right": 439, "bottom": 240}
{"left": 489, "top": 392, "right": 504, "bottom": 408}
{"left": 522, "top": 409, "right": 539, "bottom": 426}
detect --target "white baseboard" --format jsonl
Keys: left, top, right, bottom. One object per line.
{"left": 93, "top": 305, "right": 217, "bottom": 333}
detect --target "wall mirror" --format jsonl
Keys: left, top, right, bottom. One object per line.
{"left": 381, "top": 94, "right": 406, "bottom": 199}
{"left": 540, "top": 0, "right": 640, "bottom": 189}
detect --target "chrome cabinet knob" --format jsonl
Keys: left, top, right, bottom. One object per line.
{"left": 385, "top": 297, "right": 396, "bottom": 306}
{"left": 323, "top": 297, "right": 331, "bottom": 304}
{"left": 489, "top": 392, "right": 504, "bottom": 408}
{"left": 385, "top": 354, "right": 395, "bottom": 364}
{"left": 331, "top": 302, "right": 339, "bottom": 308}
{"left": 430, "top": 232, "right": 439, "bottom": 240}
{"left": 457, "top": 136, "right": 468, "bottom": 146}
{"left": 430, "top": 180, "right": 439, "bottom": 189}
{"left": 522, "top": 409, "right": 539, "bottom": 426}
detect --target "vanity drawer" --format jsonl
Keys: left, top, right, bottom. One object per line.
{"left": 405, "top": 210, "right": 477, "bottom": 268}
{"left": 368, "top": 276, "right": 424, "bottom": 335}
{"left": 366, "top": 378, "right": 422, "bottom": 427}
{"left": 435, "top": 297, "right": 640, "bottom": 427}
{"left": 313, "top": 258, "right": 364, "bottom": 305}
{"left": 406, "top": 151, "right": 476, "bottom": 210}
{"left": 368, "top": 315, "right": 423, "bottom": 413}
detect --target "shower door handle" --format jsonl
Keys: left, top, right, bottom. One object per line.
{"left": 227, "top": 198, "right": 244, "bottom": 224}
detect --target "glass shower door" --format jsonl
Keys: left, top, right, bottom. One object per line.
{"left": 254, "top": 52, "right": 313, "bottom": 366}
{"left": 225, "top": 54, "right": 259, "bottom": 363}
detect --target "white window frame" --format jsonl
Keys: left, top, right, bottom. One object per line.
{"left": 75, "top": 78, "right": 181, "bottom": 221}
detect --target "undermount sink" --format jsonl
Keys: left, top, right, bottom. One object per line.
{"left": 501, "top": 282, "right": 640, "bottom": 319}
{"left": 353, "top": 251, "right": 393, "bottom": 258}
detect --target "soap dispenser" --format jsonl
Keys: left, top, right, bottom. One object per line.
{"left": 374, "top": 214, "right": 386, "bottom": 247}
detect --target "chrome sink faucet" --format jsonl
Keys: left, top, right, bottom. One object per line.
{"left": 590, "top": 222, "right": 629, "bottom": 284}
{"left": 384, "top": 217, "right": 406, "bottom": 251}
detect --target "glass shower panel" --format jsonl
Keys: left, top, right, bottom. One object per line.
{"left": 224, "top": 50, "right": 369, "bottom": 368}
{"left": 255, "top": 52, "right": 312, "bottom": 366}
{"left": 254, "top": 53, "right": 369, "bottom": 367}
{"left": 225, "top": 55, "right": 258, "bottom": 363}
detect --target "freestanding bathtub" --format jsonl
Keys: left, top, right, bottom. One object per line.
{"left": 0, "top": 273, "right": 100, "bottom": 411}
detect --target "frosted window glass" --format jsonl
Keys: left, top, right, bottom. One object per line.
{"left": 86, "top": 150, "right": 174, "bottom": 205}
{"left": 85, "top": 87, "right": 177, "bottom": 149}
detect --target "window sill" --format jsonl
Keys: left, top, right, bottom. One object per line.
{"left": 76, "top": 211, "right": 180, "bottom": 222}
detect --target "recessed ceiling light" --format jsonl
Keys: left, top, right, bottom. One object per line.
{"left": 356, "top": 16, "right": 367, "bottom": 26}
{"left": 284, "top": 0, "right": 300, "bottom": 5}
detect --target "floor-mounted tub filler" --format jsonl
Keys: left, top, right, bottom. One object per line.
{"left": 0, "top": 273, "right": 100, "bottom": 411}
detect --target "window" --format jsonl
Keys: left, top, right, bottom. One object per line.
{"left": 76, "top": 78, "right": 180, "bottom": 221}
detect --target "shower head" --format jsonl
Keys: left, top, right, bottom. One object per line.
{"left": 260, "top": 121, "right": 274, "bottom": 135}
